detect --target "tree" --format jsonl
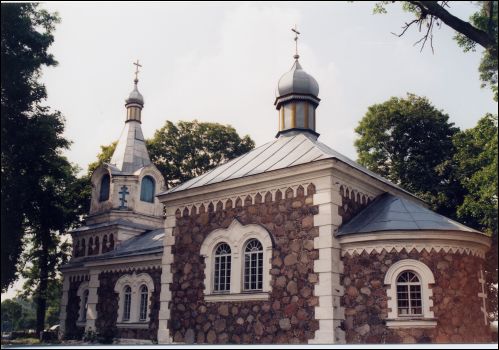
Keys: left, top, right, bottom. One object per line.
{"left": 1, "top": 299, "right": 23, "bottom": 332}
{"left": 452, "top": 114, "right": 498, "bottom": 321}
{"left": 373, "top": 1, "right": 498, "bottom": 100}
{"left": 148, "top": 120, "right": 255, "bottom": 189}
{"left": 89, "top": 120, "right": 255, "bottom": 190}
{"left": 354, "top": 93, "right": 461, "bottom": 216}
{"left": 1, "top": 3, "right": 60, "bottom": 292}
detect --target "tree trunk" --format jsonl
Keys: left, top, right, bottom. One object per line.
{"left": 36, "top": 231, "right": 49, "bottom": 339}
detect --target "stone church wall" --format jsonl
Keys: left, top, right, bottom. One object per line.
{"left": 64, "top": 279, "right": 85, "bottom": 340}
{"left": 95, "top": 267, "right": 162, "bottom": 341}
{"left": 341, "top": 250, "right": 492, "bottom": 343}
{"left": 168, "top": 185, "right": 320, "bottom": 344}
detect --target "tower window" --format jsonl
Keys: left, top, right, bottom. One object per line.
{"left": 140, "top": 176, "right": 155, "bottom": 203}
{"left": 99, "top": 174, "right": 110, "bottom": 202}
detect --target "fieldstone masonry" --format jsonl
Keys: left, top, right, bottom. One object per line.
{"left": 342, "top": 250, "right": 492, "bottom": 343}
{"left": 167, "top": 185, "right": 320, "bottom": 344}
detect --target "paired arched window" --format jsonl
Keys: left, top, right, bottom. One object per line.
{"left": 88, "top": 237, "right": 93, "bottom": 255}
{"left": 214, "top": 243, "right": 231, "bottom": 293}
{"left": 396, "top": 271, "right": 422, "bottom": 316}
{"left": 123, "top": 285, "right": 132, "bottom": 322}
{"left": 139, "top": 285, "right": 149, "bottom": 321}
{"left": 99, "top": 174, "right": 110, "bottom": 202}
{"left": 243, "top": 239, "right": 263, "bottom": 291}
{"left": 140, "top": 176, "right": 155, "bottom": 203}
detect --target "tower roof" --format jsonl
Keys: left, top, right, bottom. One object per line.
{"left": 276, "top": 58, "right": 319, "bottom": 98}
{"left": 126, "top": 82, "right": 144, "bottom": 106}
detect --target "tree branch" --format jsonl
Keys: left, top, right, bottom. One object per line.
{"left": 408, "top": 1, "right": 497, "bottom": 51}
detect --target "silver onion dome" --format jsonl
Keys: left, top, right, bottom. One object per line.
{"left": 276, "top": 57, "right": 319, "bottom": 97}
{"left": 126, "top": 81, "right": 144, "bottom": 106}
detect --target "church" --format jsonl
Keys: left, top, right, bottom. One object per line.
{"left": 59, "top": 35, "right": 493, "bottom": 344}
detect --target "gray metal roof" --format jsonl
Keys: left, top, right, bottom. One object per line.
{"left": 109, "top": 120, "right": 151, "bottom": 174}
{"left": 70, "top": 219, "right": 156, "bottom": 234}
{"left": 161, "top": 132, "right": 414, "bottom": 197}
{"left": 62, "top": 228, "right": 164, "bottom": 269}
{"left": 337, "top": 193, "right": 481, "bottom": 236}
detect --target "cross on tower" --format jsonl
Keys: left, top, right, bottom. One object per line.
{"left": 478, "top": 270, "right": 488, "bottom": 325}
{"left": 133, "top": 59, "right": 142, "bottom": 83}
{"left": 119, "top": 185, "right": 130, "bottom": 209}
{"left": 291, "top": 25, "right": 300, "bottom": 59}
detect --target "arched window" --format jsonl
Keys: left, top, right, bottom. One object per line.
{"left": 213, "top": 243, "right": 231, "bottom": 293}
{"left": 139, "top": 285, "right": 148, "bottom": 321}
{"left": 243, "top": 239, "right": 263, "bottom": 291}
{"left": 99, "top": 174, "right": 110, "bottom": 202}
{"left": 88, "top": 237, "right": 93, "bottom": 256}
{"left": 81, "top": 239, "right": 86, "bottom": 257}
{"left": 140, "top": 176, "right": 155, "bottom": 203}
{"left": 123, "top": 285, "right": 132, "bottom": 321}
{"left": 82, "top": 290, "right": 89, "bottom": 321}
{"left": 102, "top": 235, "right": 108, "bottom": 253}
{"left": 74, "top": 240, "right": 80, "bottom": 257}
{"left": 396, "top": 271, "right": 422, "bottom": 316}
{"left": 109, "top": 234, "right": 115, "bottom": 250}
{"left": 94, "top": 236, "right": 100, "bottom": 255}
{"left": 384, "top": 259, "right": 436, "bottom": 328}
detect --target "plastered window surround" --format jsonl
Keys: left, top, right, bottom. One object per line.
{"left": 384, "top": 259, "right": 437, "bottom": 328}
{"left": 200, "top": 219, "right": 273, "bottom": 302}
{"left": 114, "top": 272, "right": 155, "bottom": 326}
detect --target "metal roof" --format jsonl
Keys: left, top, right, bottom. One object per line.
{"left": 276, "top": 59, "right": 319, "bottom": 97}
{"left": 109, "top": 120, "right": 151, "bottom": 174}
{"left": 70, "top": 219, "right": 156, "bottom": 234}
{"left": 160, "top": 132, "right": 414, "bottom": 197}
{"left": 337, "top": 193, "right": 481, "bottom": 236}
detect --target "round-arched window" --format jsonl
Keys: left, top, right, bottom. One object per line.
{"left": 396, "top": 271, "right": 422, "bottom": 316}
{"left": 243, "top": 239, "right": 263, "bottom": 291}
{"left": 99, "top": 174, "right": 110, "bottom": 202}
{"left": 139, "top": 285, "right": 149, "bottom": 321}
{"left": 213, "top": 243, "right": 231, "bottom": 293}
{"left": 123, "top": 285, "right": 132, "bottom": 321}
{"left": 140, "top": 176, "right": 155, "bottom": 203}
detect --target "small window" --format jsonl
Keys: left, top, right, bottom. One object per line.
{"left": 88, "top": 237, "right": 93, "bottom": 256}
{"left": 81, "top": 239, "right": 86, "bottom": 257}
{"left": 99, "top": 174, "right": 110, "bottom": 202}
{"left": 139, "top": 285, "right": 148, "bottom": 321}
{"left": 140, "top": 176, "right": 155, "bottom": 203}
{"left": 396, "top": 271, "right": 422, "bottom": 316}
{"left": 102, "top": 235, "right": 108, "bottom": 253}
{"left": 213, "top": 243, "right": 231, "bottom": 293}
{"left": 243, "top": 239, "right": 263, "bottom": 291}
{"left": 123, "top": 285, "right": 132, "bottom": 321}
{"left": 82, "top": 290, "right": 89, "bottom": 321}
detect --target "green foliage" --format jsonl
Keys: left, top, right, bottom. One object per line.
{"left": 354, "top": 93, "right": 460, "bottom": 216}
{"left": 148, "top": 120, "right": 255, "bottom": 189}
{"left": 373, "top": 1, "right": 498, "bottom": 101}
{"left": 1, "top": 298, "right": 37, "bottom": 332}
{"left": 87, "top": 141, "right": 117, "bottom": 175}
{"left": 1, "top": 3, "right": 61, "bottom": 292}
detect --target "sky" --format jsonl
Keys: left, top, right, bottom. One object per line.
{"left": 2, "top": 1, "right": 497, "bottom": 299}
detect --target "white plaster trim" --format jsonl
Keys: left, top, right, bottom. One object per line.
{"left": 339, "top": 231, "right": 490, "bottom": 259}
{"left": 200, "top": 219, "right": 273, "bottom": 298}
{"left": 205, "top": 292, "right": 270, "bottom": 302}
{"left": 114, "top": 272, "right": 155, "bottom": 324}
{"left": 384, "top": 259, "right": 435, "bottom": 321}
{"left": 386, "top": 319, "right": 437, "bottom": 329}
{"left": 309, "top": 176, "right": 345, "bottom": 344}
{"left": 85, "top": 270, "right": 100, "bottom": 332}
{"left": 58, "top": 275, "right": 71, "bottom": 339}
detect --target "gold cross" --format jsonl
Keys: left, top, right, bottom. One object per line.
{"left": 291, "top": 25, "right": 300, "bottom": 57}
{"left": 133, "top": 59, "right": 142, "bottom": 82}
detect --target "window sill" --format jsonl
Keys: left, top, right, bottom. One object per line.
{"left": 205, "top": 292, "right": 269, "bottom": 302}
{"left": 386, "top": 319, "right": 437, "bottom": 329}
{"left": 116, "top": 322, "right": 149, "bottom": 329}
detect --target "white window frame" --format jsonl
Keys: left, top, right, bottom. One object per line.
{"left": 384, "top": 259, "right": 437, "bottom": 328}
{"left": 76, "top": 281, "right": 89, "bottom": 325}
{"left": 114, "top": 272, "right": 155, "bottom": 327}
{"left": 200, "top": 219, "right": 272, "bottom": 302}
